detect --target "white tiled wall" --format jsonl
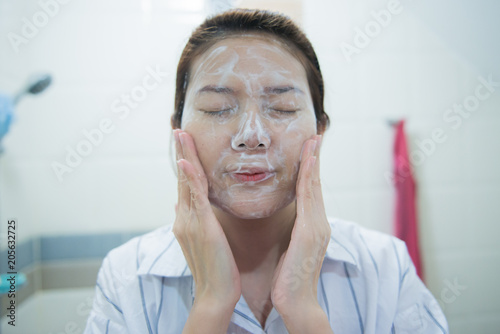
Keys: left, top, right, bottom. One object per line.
{"left": 0, "top": 0, "right": 193, "bottom": 241}
{"left": 304, "top": 0, "right": 500, "bottom": 332}
{"left": 0, "top": 0, "right": 499, "bottom": 332}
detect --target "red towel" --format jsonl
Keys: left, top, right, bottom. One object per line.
{"left": 393, "top": 120, "right": 424, "bottom": 281}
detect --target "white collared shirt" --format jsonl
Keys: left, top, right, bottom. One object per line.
{"left": 84, "top": 218, "right": 448, "bottom": 333}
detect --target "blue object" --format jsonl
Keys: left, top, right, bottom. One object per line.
{"left": 0, "top": 92, "right": 14, "bottom": 143}
{"left": 0, "top": 273, "right": 26, "bottom": 295}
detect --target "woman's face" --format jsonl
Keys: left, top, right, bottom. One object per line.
{"left": 181, "top": 34, "right": 317, "bottom": 219}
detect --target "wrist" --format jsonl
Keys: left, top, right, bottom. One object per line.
{"left": 193, "top": 295, "right": 238, "bottom": 316}
{"left": 280, "top": 303, "right": 333, "bottom": 334}
{"left": 183, "top": 298, "right": 236, "bottom": 334}
{"left": 194, "top": 288, "right": 240, "bottom": 310}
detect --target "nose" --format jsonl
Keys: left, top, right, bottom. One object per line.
{"left": 231, "top": 111, "right": 271, "bottom": 151}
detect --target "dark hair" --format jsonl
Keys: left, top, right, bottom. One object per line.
{"left": 171, "top": 8, "right": 329, "bottom": 133}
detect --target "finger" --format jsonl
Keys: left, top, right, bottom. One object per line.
{"left": 297, "top": 138, "right": 316, "bottom": 181}
{"left": 296, "top": 138, "right": 316, "bottom": 198}
{"left": 296, "top": 155, "right": 316, "bottom": 220}
{"left": 179, "top": 132, "right": 208, "bottom": 189}
{"left": 174, "top": 130, "right": 191, "bottom": 213}
{"left": 174, "top": 129, "right": 185, "bottom": 161}
{"left": 299, "top": 137, "right": 317, "bottom": 163}
{"left": 312, "top": 134, "right": 322, "bottom": 179}
{"left": 311, "top": 135, "right": 324, "bottom": 204}
{"left": 174, "top": 132, "right": 200, "bottom": 280}
{"left": 177, "top": 158, "right": 213, "bottom": 217}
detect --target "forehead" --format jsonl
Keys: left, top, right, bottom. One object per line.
{"left": 188, "top": 34, "right": 308, "bottom": 88}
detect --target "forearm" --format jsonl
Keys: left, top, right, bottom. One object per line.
{"left": 182, "top": 300, "right": 235, "bottom": 334}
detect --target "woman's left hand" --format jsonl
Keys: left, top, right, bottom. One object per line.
{"left": 271, "top": 135, "right": 334, "bottom": 333}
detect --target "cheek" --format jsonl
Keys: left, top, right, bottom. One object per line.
{"left": 280, "top": 116, "right": 317, "bottom": 154}
{"left": 279, "top": 140, "right": 303, "bottom": 179}
{"left": 183, "top": 110, "right": 316, "bottom": 174}
{"left": 182, "top": 121, "right": 231, "bottom": 173}
{"left": 278, "top": 119, "right": 316, "bottom": 174}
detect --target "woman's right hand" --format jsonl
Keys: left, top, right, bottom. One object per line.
{"left": 173, "top": 129, "right": 241, "bottom": 332}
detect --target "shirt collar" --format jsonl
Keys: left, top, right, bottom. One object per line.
{"left": 137, "top": 218, "right": 360, "bottom": 278}
{"left": 137, "top": 225, "right": 191, "bottom": 277}
{"left": 324, "top": 218, "right": 361, "bottom": 269}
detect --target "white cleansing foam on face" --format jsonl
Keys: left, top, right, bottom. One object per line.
{"left": 181, "top": 36, "right": 317, "bottom": 218}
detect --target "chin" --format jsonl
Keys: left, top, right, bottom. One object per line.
{"left": 222, "top": 204, "right": 277, "bottom": 219}
{"left": 210, "top": 188, "right": 296, "bottom": 220}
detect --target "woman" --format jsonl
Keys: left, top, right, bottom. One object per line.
{"left": 85, "top": 8, "right": 448, "bottom": 334}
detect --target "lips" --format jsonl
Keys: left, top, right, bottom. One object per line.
{"left": 227, "top": 166, "right": 275, "bottom": 183}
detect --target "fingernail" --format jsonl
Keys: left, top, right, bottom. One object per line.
{"left": 311, "top": 156, "right": 317, "bottom": 168}
{"left": 300, "top": 139, "right": 316, "bottom": 162}
{"left": 311, "top": 139, "right": 317, "bottom": 152}
{"left": 173, "top": 129, "right": 180, "bottom": 142}
{"left": 176, "top": 159, "right": 184, "bottom": 173}
{"left": 179, "top": 132, "right": 186, "bottom": 146}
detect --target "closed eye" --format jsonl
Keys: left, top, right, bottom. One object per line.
{"left": 200, "top": 108, "right": 234, "bottom": 116}
{"left": 271, "top": 108, "right": 299, "bottom": 114}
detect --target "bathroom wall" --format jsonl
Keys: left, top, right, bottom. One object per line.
{"left": 0, "top": 0, "right": 499, "bottom": 332}
{"left": 303, "top": 0, "right": 500, "bottom": 331}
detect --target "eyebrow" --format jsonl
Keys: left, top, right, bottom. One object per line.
{"left": 196, "top": 85, "right": 304, "bottom": 96}
{"left": 196, "top": 85, "right": 235, "bottom": 95}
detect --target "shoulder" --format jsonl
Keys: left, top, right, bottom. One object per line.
{"left": 97, "top": 225, "right": 173, "bottom": 284}
{"left": 327, "top": 217, "right": 411, "bottom": 275}
{"left": 328, "top": 217, "right": 406, "bottom": 253}
{"left": 94, "top": 226, "right": 174, "bottom": 307}
{"left": 104, "top": 225, "right": 172, "bottom": 267}
{"left": 329, "top": 216, "right": 402, "bottom": 244}
{"left": 325, "top": 219, "right": 449, "bottom": 332}
{"left": 88, "top": 227, "right": 176, "bottom": 333}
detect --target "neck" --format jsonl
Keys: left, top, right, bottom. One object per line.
{"left": 213, "top": 202, "right": 296, "bottom": 274}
